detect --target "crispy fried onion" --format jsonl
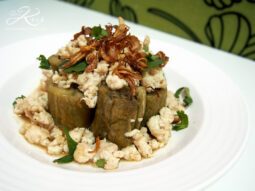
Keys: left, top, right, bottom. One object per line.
{"left": 62, "top": 45, "right": 95, "bottom": 68}
{"left": 156, "top": 51, "right": 169, "bottom": 67}
{"left": 85, "top": 50, "right": 99, "bottom": 72}
{"left": 124, "top": 51, "right": 147, "bottom": 71}
{"left": 113, "top": 64, "right": 142, "bottom": 96}
{"left": 72, "top": 26, "right": 92, "bottom": 41}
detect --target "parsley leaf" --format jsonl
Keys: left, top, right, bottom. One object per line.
{"left": 53, "top": 155, "right": 74, "bottom": 164}
{"left": 13, "top": 95, "right": 25, "bottom": 106}
{"left": 53, "top": 127, "right": 78, "bottom": 164}
{"left": 37, "top": 55, "right": 51, "bottom": 69}
{"left": 173, "top": 111, "right": 189, "bottom": 131}
{"left": 96, "top": 159, "right": 106, "bottom": 168}
{"left": 91, "top": 26, "right": 108, "bottom": 40}
{"left": 63, "top": 61, "right": 87, "bottom": 74}
{"left": 146, "top": 54, "right": 163, "bottom": 68}
{"left": 63, "top": 127, "right": 78, "bottom": 155}
{"left": 175, "top": 87, "right": 193, "bottom": 107}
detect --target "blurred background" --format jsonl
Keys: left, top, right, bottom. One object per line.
{"left": 61, "top": 0, "right": 255, "bottom": 61}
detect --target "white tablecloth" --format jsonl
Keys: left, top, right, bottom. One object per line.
{"left": 0, "top": 0, "right": 254, "bottom": 190}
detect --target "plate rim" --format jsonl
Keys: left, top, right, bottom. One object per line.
{"left": 0, "top": 34, "right": 249, "bottom": 191}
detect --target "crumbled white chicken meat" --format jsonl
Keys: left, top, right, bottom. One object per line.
{"left": 74, "top": 142, "right": 95, "bottom": 164}
{"left": 47, "top": 131, "right": 66, "bottom": 155}
{"left": 125, "top": 128, "right": 153, "bottom": 158}
{"left": 23, "top": 123, "right": 50, "bottom": 147}
{"left": 57, "top": 35, "right": 87, "bottom": 58}
{"left": 69, "top": 127, "right": 85, "bottom": 143}
{"left": 14, "top": 91, "right": 54, "bottom": 129}
{"left": 166, "top": 91, "right": 185, "bottom": 112}
{"left": 121, "top": 145, "right": 142, "bottom": 161}
{"left": 159, "top": 107, "right": 175, "bottom": 124}
{"left": 82, "top": 86, "right": 98, "bottom": 108}
{"left": 50, "top": 127, "right": 63, "bottom": 138}
{"left": 142, "top": 68, "right": 167, "bottom": 92}
{"left": 32, "top": 111, "right": 55, "bottom": 128}
{"left": 106, "top": 72, "right": 128, "bottom": 90}
{"left": 81, "top": 129, "right": 95, "bottom": 145}
{"left": 147, "top": 115, "right": 170, "bottom": 144}
{"left": 40, "top": 69, "right": 53, "bottom": 90}
{"left": 42, "top": 69, "right": 54, "bottom": 79}
{"left": 94, "top": 60, "right": 109, "bottom": 77}
{"left": 47, "top": 137, "right": 66, "bottom": 155}
{"left": 93, "top": 139, "right": 121, "bottom": 170}
{"left": 77, "top": 71, "right": 103, "bottom": 108}
{"left": 52, "top": 72, "right": 77, "bottom": 89}
{"left": 104, "top": 157, "right": 121, "bottom": 170}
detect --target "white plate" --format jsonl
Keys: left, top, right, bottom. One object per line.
{"left": 0, "top": 34, "right": 248, "bottom": 191}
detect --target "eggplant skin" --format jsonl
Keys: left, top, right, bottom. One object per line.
{"left": 46, "top": 82, "right": 94, "bottom": 130}
{"left": 142, "top": 88, "right": 167, "bottom": 126}
{"left": 91, "top": 85, "right": 138, "bottom": 148}
{"left": 134, "top": 87, "right": 146, "bottom": 129}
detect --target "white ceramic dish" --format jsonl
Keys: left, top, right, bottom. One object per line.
{"left": 0, "top": 34, "right": 248, "bottom": 191}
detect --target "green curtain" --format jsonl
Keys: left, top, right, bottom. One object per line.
{"left": 62, "top": 0, "right": 255, "bottom": 60}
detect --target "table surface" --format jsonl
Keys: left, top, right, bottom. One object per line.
{"left": 0, "top": 0, "right": 254, "bottom": 190}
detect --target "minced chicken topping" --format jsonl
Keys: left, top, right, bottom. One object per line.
{"left": 15, "top": 90, "right": 183, "bottom": 170}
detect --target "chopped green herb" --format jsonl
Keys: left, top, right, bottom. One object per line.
{"left": 53, "top": 127, "right": 78, "bottom": 164}
{"left": 63, "top": 127, "right": 78, "bottom": 155}
{"left": 91, "top": 26, "right": 108, "bottom": 40}
{"left": 146, "top": 54, "right": 163, "bottom": 68}
{"left": 174, "top": 87, "right": 193, "bottom": 107}
{"left": 173, "top": 111, "right": 189, "bottom": 131}
{"left": 37, "top": 55, "right": 51, "bottom": 69}
{"left": 96, "top": 159, "right": 106, "bottom": 168}
{"left": 13, "top": 95, "right": 25, "bottom": 106}
{"left": 53, "top": 155, "right": 73, "bottom": 164}
{"left": 63, "top": 61, "right": 87, "bottom": 74}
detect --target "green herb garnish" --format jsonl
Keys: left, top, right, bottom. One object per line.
{"left": 96, "top": 159, "right": 106, "bottom": 168}
{"left": 63, "top": 61, "right": 87, "bottom": 74}
{"left": 53, "top": 154, "right": 74, "bottom": 164}
{"left": 91, "top": 26, "right": 108, "bottom": 40}
{"left": 63, "top": 126, "right": 78, "bottom": 154}
{"left": 37, "top": 55, "right": 51, "bottom": 69}
{"left": 53, "top": 127, "right": 78, "bottom": 164}
{"left": 175, "top": 87, "right": 193, "bottom": 107}
{"left": 146, "top": 54, "right": 163, "bottom": 69}
{"left": 13, "top": 95, "right": 25, "bottom": 106}
{"left": 173, "top": 111, "right": 189, "bottom": 131}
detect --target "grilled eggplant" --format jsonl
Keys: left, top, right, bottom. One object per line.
{"left": 46, "top": 82, "right": 94, "bottom": 130}
{"left": 91, "top": 85, "right": 139, "bottom": 148}
{"left": 142, "top": 88, "right": 167, "bottom": 126}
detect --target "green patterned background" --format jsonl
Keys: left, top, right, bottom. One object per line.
{"left": 62, "top": 0, "right": 255, "bottom": 60}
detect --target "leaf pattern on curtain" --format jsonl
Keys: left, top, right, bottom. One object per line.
{"left": 109, "top": 0, "right": 138, "bottom": 23}
{"left": 205, "top": 12, "right": 255, "bottom": 60}
{"left": 204, "top": 0, "right": 241, "bottom": 10}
